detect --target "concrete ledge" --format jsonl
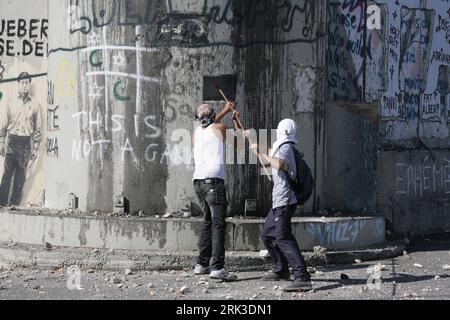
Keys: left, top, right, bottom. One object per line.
{"left": 0, "top": 241, "right": 405, "bottom": 272}
{"left": 0, "top": 209, "right": 385, "bottom": 251}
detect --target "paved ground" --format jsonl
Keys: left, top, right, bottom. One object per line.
{"left": 1, "top": 239, "right": 450, "bottom": 300}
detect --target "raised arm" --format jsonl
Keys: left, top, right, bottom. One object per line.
{"left": 215, "top": 102, "right": 235, "bottom": 124}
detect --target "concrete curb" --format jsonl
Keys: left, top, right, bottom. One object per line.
{"left": 0, "top": 210, "right": 386, "bottom": 252}
{"left": 0, "top": 241, "right": 405, "bottom": 272}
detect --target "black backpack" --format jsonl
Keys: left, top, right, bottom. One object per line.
{"left": 279, "top": 142, "right": 314, "bottom": 206}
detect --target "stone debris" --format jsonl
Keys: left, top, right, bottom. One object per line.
{"left": 24, "top": 276, "right": 35, "bottom": 282}
{"left": 354, "top": 259, "right": 362, "bottom": 264}
{"left": 313, "top": 246, "right": 328, "bottom": 254}
{"left": 307, "top": 267, "right": 317, "bottom": 274}
{"left": 163, "top": 213, "right": 173, "bottom": 218}
{"left": 442, "top": 265, "right": 450, "bottom": 270}
{"left": 374, "top": 264, "right": 387, "bottom": 272}
{"left": 179, "top": 286, "right": 190, "bottom": 294}
{"left": 414, "top": 263, "right": 423, "bottom": 269}
{"left": 434, "top": 276, "right": 441, "bottom": 280}
{"left": 45, "top": 242, "right": 52, "bottom": 251}
{"left": 273, "top": 286, "right": 280, "bottom": 291}
{"left": 117, "top": 283, "right": 124, "bottom": 289}
{"left": 112, "top": 277, "right": 123, "bottom": 284}
{"left": 259, "top": 250, "right": 270, "bottom": 258}
{"left": 340, "top": 273, "right": 350, "bottom": 280}
{"left": 124, "top": 269, "right": 133, "bottom": 276}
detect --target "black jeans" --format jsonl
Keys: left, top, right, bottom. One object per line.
{"left": 261, "top": 205, "right": 310, "bottom": 281}
{"left": 0, "top": 135, "right": 31, "bottom": 207}
{"left": 194, "top": 178, "right": 228, "bottom": 271}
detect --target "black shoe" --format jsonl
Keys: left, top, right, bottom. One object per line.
{"left": 262, "top": 272, "right": 291, "bottom": 281}
{"left": 282, "top": 278, "right": 312, "bottom": 292}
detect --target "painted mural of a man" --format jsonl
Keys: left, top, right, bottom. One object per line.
{"left": 0, "top": 72, "right": 42, "bottom": 207}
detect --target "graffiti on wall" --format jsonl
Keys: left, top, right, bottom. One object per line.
{"left": 327, "top": 0, "right": 450, "bottom": 142}
{"left": 0, "top": 0, "right": 48, "bottom": 207}
{"left": 0, "top": 18, "right": 48, "bottom": 57}
{"left": 0, "top": 74, "right": 43, "bottom": 206}
{"left": 396, "top": 155, "right": 450, "bottom": 200}
{"left": 53, "top": 0, "right": 321, "bottom": 53}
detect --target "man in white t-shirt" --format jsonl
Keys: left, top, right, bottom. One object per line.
{"left": 192, "top": 102, "right": 238, "bottom": 281}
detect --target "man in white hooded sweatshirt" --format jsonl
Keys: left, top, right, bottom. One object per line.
{"left": 246, "top": 119, "right": 312, "bottom": 292}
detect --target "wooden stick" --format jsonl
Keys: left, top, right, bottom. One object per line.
{"left": 218, "top": 88, "right": 273, "bottom": 182}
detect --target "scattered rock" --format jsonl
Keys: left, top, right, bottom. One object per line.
{"left": 138, "top": 210, "right": 145, "bottom": 217}
{"left": 340, "top": 274, "right": 350, "bottom": 281}
{"left": 374, "top": 264, "right": 387, "bottom": 272}
{"left": 313, "top": 246, "right": 328, "bottom": 254}
{"left": 259, "top": 286, "right": 266, "bottom": 290}
{"left": 124, "top": 269, "right": 133, "bottom": 276}
{"left": 443, "top": 265, "right": 450, "bottom": 270}
{"left": 273, "top": 286, "right": 280, "bottom": 291}
{"left": 163, "top": 213, "right": 173, "bottom": 218}
{"left": 24, "top": 276, "right": 35, "bottom": 282}
{"left": 45, "top": 242, "right": 52, "bottom": 251}
{"left": 307, "top": 267, "right": 317, "bottom": 274}
{"left": 434, "top": 276, "right": 441, "bottom": 280}
{"left": 225, "top": 296, "right": 233, "bottom": 300}
{"left": 354, "top": 259, "right": 362, "bottom": 264}
{"left": 117, "top": 283, "right": 124, "bottom": 289}
{"left": 183, "top": 212, "right": 191, "bottom": 218}
{"left": 259, "top": 250, "right": 270, "bottom": 259}
{"left": 414, "top": 263, "right": 423, "bottom": 269}
{"left": 112, "top": 277, "right": 123, "bottom": 284}
{"left": 179, "top": 286, "right": 190, "bottom": 294}
{"left": 32, "top": 285, "right": 40, "bottom": 290}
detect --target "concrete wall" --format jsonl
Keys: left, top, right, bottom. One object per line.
{"left": 1, "top": 0, "right": 326, "bottom": 217}
{"left": 324, "top": 0, "right": 450, "bottom": 234}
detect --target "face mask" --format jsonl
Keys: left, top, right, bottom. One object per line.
{"left": 197, "top": 108, "right": 216, "bottom": 128}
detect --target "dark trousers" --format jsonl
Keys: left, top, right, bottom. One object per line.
{"left": 261, "top": 205, "right": 310, "bottom": 280}
{"left": 194, "top": 179, "right": 228, "bottom": 271}
{"left": 0, "top": 135, "right": 31, "bottom": 207}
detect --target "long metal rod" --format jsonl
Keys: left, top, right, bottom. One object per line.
{"left": 218, "top": 89, "right": 273, "bottom": 182}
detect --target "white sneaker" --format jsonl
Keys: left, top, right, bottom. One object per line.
{"left": 194, "top": 264, "right": 210, "bottom": 275}
{"left": 210, "top": 269, "right": 237, "bottom": 281}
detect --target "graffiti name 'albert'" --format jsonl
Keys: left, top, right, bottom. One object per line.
{"left": 0, "top": 19, "right": 48, "bottom": 57}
